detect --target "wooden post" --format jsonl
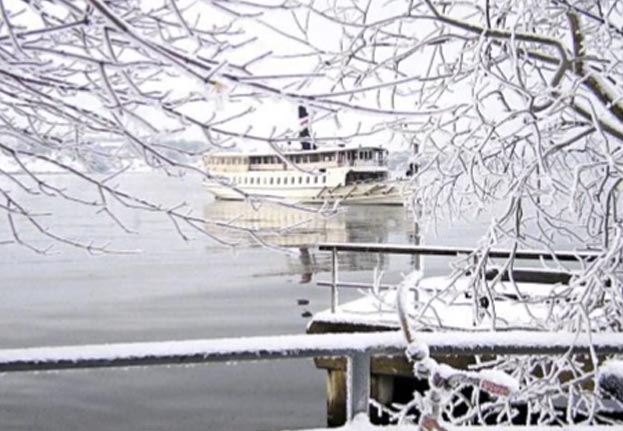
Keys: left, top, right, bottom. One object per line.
{"left": 326, "top": 369, "right": 347, "bottom": 426}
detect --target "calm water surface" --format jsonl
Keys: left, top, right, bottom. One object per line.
{"left": 0, "top": 172, "right": 482, "bottom": 431}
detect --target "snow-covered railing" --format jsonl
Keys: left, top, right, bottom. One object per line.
{"left": 317, "top": 242, "right": 601, "bottom": 312}
{"left": 317, "top": 243, "right": 601, "bottom": 261}
{"left": 2, "top": 331, "right": 623, "bottom": 426}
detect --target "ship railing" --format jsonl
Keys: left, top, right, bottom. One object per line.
{"left": 2, "top": 331, "right": 623, "bottom": 430}
{"left": 317, "top": 242, "right": 602, "bottom": 313}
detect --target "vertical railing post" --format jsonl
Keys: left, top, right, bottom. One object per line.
{"left": 331, "top": 247, "right": 339, "bottom": 313}
{"left": 347, "top": 352, "right": 370, "bottom": 421}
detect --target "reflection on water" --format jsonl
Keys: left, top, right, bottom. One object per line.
{"left": 204, "top": 200, "right": 415, "bottom": 282}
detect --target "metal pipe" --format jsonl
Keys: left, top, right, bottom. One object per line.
{"left": 2, "top": 331, "right": 623, "bottom": 374}
{"left": 331, "top": 247, "right": 338, "bottom": 313}
{"left": 347, "top": 352, "right": 370, "bottom": 420}
{"left": 318, "top": 243, "right": 600, "bottom": 262}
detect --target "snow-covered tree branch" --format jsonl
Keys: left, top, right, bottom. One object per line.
{"left": 1, "top": 0, "right": 623, "bottom": 426}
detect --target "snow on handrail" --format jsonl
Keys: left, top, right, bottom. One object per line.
{"left": 318, "top": 242, "right": 601, "bottom": 261}
{"left": 1, "top": 331, "right": 623, "bottom": 373}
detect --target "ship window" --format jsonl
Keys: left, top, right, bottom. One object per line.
{"left": 313, "top": 176, "right": 318, "bottom": 184}
{"left": 322, "top": 176, "right": 326, "bottom": 183}
{"left": 298, "top": 177, "right": 302, "bottom": 184}
{"left": 276, "top": 177, "right": 281, "bottom": 185}
{"left": 270, "top": 177, "right": 274, "bottom": 185}
{"left": 306, "top": 176, "right": 310, "bottom": 184}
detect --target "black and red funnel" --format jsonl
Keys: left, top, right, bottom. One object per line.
{"left": 298, "top": 106, "right": 316, "bottom": 150}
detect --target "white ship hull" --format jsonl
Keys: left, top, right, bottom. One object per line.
{"left": 204, "top": 181, "right": 407, "bottom": 205}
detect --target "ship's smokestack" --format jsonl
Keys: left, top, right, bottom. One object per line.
{"left": 298, "top": 106, "right": 316, "bottom": 150}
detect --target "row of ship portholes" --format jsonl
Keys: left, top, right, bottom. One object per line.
{"left": 231, "top": 174, "right": 328, "bottom": 186}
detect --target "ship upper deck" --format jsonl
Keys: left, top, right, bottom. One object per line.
{"left": 204, "top": 146, "right": 388, "bottom": 173}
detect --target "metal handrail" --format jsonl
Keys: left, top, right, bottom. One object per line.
{"left": 316, "top": 281, "right": 394, "bottom": 290}
{"left": 5, "top": 331, "right": 623, "bottom": 371}
{"left": 318, "top": 242, "right": 601, "bottom": 261}
{"left": 2, "top": 331, "right": 623, "bottom": 428}
{"left": 318, "top": 242, "right": 603, "bottom": 312}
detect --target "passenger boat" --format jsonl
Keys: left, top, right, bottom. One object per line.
{"left": 203, "top": 145, "right": 406, "bottom": 205}
{"left": 203, "top": 108, "right": 407, "bottom": 205}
